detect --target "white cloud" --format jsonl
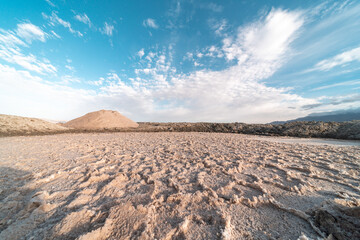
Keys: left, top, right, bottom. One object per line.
{"left": 65, "top": 65, "right": 74, "bottom": 71}
{"left": 111, "top": 9, "right": 310, "bottom": 122}
{"left": 209, "top": 18, "right": 227, "bottom": 37}
{"left": 16, "top": 23, "right": 46, "bottom": 43}
{"left": 207, "top": 3, "right": 223, "bottom": 12}
{"left": 222, "top": 9, "right": 303, "bottom": 63}
{"left": 2, "top": 8, "right": 345, "bottom": 123}
{"left": 143, "top": 18, "right": 159, "bottom": 29}
{"left": 0, "top": 51, "right": 57, "bottom": 74}
{"left": 312, "top": 79, "right": 360, "bottom": 91}
{"left": 61, "top": 75, "right": 81, "bottom": 84}
{"left": 51, "top": 30, "right": 61, "bottom": 39}
{"left": 44, "top": 0, "right": 55, "bottom": 7}
{"left": 199, "top": 3, "right": 223, "bottom": 12}
{"left": 183, "top": 52, "right": 193, "bottom": 61}
{"left": 0, "top": 28, "right": 56, "bottom": 74}
{"left": 146, "top": 52, "right": 155, "bottom": 62}
{"left": 204, "top": 45, "right": 223, "bottom": 58}
{"left": 0, "top": 64, "right": 93, "bottom": 120}
{"left": 74, "top": 13, "right": 91, "bottom": 27}
{"left": 90, "top": 77, "right": 105, "bottom": 86}
{"left": 0, "top": 29, "right": 26, "bottom": 49}
{"left": 2, "top": 60, "right": 354, "bottom": 122}
{"left": 314, "top": 46, "right": 360, "bottom": 71}
{"left": 137, "top": 48, "right": 145, "bottom": 58}
{"left": 303, "top": 93, "right": 360, "bottom": 111}
{"left": 43, "top": 12, "right": 83, "bottom": 37}
{"left": 101, "top": 22, "right": 114, "bottom": 36}
{"left": 107, "top": 72, "right": 121, "bottom": 82}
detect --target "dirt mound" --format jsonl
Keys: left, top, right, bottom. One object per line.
{"left": 63, "top": 110, "right": 138, "bottom": 130}
{"left": 0, "top": 114, "right": 68, "bottom": 136}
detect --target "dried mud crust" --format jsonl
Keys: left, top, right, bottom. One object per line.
{"left": 0, "top": 132, "right": 359, "bottom": 239}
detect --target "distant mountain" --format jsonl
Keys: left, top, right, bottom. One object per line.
{"left": 271, "top": 108, "right": 360, "bottom": 124}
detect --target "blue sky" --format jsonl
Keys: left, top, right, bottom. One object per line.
{"left": 0, "top": 0, "right": 359, "bottom": 123}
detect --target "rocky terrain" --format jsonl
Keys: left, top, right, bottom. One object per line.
{"left": 1, "top": 113, "right": 360, "bottom": 140}
{"left": 135, "top": 121, "right": 360, "bottom": 140}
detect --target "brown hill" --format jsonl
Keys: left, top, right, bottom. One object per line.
{"left": 0, "top": 114, "right": 68, "bottom": 136}
{"left": 63, "top": 110, "right": 139, "bottom": 129}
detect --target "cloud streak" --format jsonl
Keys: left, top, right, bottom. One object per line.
{"left": 101, "top": 22, "right": 114, "bottom": 36}
{"left": 0, "top": 25, "right": 56, "bottom": 74}
{"left": 74, "top": 13, "right": 91, "bottom": 27}
{"left": 16, "top": 23, "right": 47, "bottom": 43}
{"left": 143, "top": 18, "right": 159, "bottom": 29}
{"left": 314, "top": 46, "right": 360, "bottom": 71}
{"left": 44, "top": 0, "right": 55, "bottom": 7}
{"left": 302, "top": 93, "right": 360, "bottom": 110}
{"left": 43, "top": 12, "right": 83, "bottom": 37}
{"left": 312, "top": 79, "right": 360, "bottom": 91}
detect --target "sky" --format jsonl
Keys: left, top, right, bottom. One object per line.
{"left": 0, "top": 0, "right": 360, "bottom": 123}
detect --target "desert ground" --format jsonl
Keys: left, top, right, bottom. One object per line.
{"left": 0, "top": 132, "right": 359, "bottom": 240}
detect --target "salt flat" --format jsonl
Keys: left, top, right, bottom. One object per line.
{"left": 0, "top": 132, "right": 359, "bottom": 239}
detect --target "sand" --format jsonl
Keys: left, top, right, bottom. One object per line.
{"left": 63, "top": 110, "right": 139, "bottom": 130}
{"left": 0, "top": 114, "right": 68, "bottom": 136}
{"left": 0, "top": 132, "right": 359, "bottom": 239}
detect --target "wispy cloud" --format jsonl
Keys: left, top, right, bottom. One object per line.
{"left": 262, "top": 1, "right": 360, "bottom": 90}
{"left": 3, "top": 6, "right": 356, "bottom": 122}
{"left": 314, "top": 46, "right": 360, "bottom": 71}
{"left": 201, "top": 3, "right": 223, "bottom": 12}
{"left": 137, "top": 48, "right": 145, "bottom": 58}
{"left": 65, "top": 65, "right": 75, "bottom": 72}
{"left": 143, "top": 18, "right": 159, "bottom": 29}
{"left": 16, "top": 22, "right": 46, "bottom": 43}
{"left": 312, "top": 79, "right": 360, "bottom": 91}
{"left": 222, "top": 9, "right": 303, "bottom": 63}
{"left": 51, "top": 30, "right": 61, "bottom": 39}
{"left": 61, "top": 75, "right": 81, "bottom": 84}
{"left": 44, "top": 0, "right": 55, "bottom": 7}
{"left": 165, "top": 1, "right": 183, "bottom": 29}
{"left": 0, "top": 52, "right": 57, "bottom": 74}
{"left": 208, "top": 18, "right": 227, "bottom": 37}
{"left": 74, "top": 13, "right": 91, "bottom": 27}
{"left": 92, "top": 9, "right": 315, "bottom": 122}
{"left": 43, "top": 12, "right": 83, "bottom": 37}
{"left": 0, "top": 63, "right": 94, "bottom": 120}
{"left": 101, "top": 22, "right": 114, "bottom": 36}
{"left": 0, "top": 26, "right": 56, "bottom": 74}
{"left": 0, "top": 29, "right": 26, "bottom": 49}
{"left": 302, "top": 93, "right": 360, "bottom": 110}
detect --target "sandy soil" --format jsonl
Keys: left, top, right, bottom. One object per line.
{"left": 0, "top": 114, "right": 68, "bottom": 136}
{"left": 0, "top": 132, "right": 359, "bottom": 240}
{"left": 63, "top": 110, "right": 139, "bottom": 129}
